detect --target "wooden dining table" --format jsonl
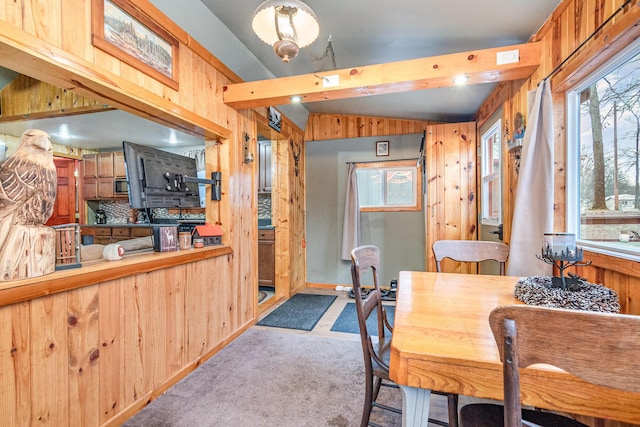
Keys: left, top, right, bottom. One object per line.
{"left": 389, "top": 271, "right": 640, "bottom": 427}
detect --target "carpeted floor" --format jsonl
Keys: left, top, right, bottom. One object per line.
{"left": 121, "top": 327, "right": 435, "bottom": 427}
{"left": 122, "top": 290, "right": 477, "bottom": 426}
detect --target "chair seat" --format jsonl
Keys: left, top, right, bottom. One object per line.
{"left": 460, "top": 403, "right": 588, "bottom": 427}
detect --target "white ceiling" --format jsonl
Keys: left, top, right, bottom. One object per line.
{"left": 0, "top": 110, "right": 203, "bottom": 151}
{"left": 0, "top": 0, "right": 562, "bottom": 150}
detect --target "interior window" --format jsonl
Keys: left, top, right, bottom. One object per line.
{"left": 480, "top": 119, "right": 502, "bottom": 225}
{"left": 356, "top": 160, "right": 422, "bottom": 212}
{"left": 567, "top": 40, "right": 640, "bottom": 257}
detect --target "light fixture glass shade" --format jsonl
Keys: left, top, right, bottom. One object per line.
{"left": 252, "top": 0, "right": 319, "bottom": 62}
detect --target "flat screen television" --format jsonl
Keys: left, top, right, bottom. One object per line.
{"left": 122, "top": 141, "right": 203, "bottom": 209}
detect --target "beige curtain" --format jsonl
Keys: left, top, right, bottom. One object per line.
{"left": 507, "top": 80, "right": 554, "bottom": 277}
{"left": 341, "top": 163, "right": 361, "bottom": 260}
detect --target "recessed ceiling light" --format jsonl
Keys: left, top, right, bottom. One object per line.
{"left": 454, "top": 74, "right": 470, "bottom": 85}
{"left": 168, "top": 129, "right": 178, "bottom": 144}
{"left": 291, "top": 95, "right": 302, "bottom": 103}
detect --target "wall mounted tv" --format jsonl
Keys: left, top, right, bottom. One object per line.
{"left": 123, "top": 141, "right": 218, "bottom": 210}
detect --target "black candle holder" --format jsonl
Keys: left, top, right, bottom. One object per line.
{"left": 536, "top": 246, "right": 592, "bottom": 291}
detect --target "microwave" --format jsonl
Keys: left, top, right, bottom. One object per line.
{"left": 114, "top": 179, "right": 129, "bottom": 195}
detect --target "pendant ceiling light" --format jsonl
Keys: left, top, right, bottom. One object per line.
{"left": 252, "top": 0, "right": 320, "bottom": 63}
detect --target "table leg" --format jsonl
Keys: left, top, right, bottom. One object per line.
{"left": 400, "top": 385, "right": 431, "bottom": 427}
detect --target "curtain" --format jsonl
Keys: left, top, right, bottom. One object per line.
{"left": 507, "top": 79, "right": 554, "bottom": 277}
{"left": 341, "top": 163, "right": 361, "bottom": 260}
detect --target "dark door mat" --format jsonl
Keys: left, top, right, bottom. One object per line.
{"left": 257, "top": 293, "right": 337, "bottom": 331}
{"left": 330, "top": 302, "right": 395, "bottom": 336}
{"left": 348, "top": 288, "right": 396, "bottom": 301}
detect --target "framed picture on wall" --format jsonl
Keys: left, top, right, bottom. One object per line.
{"left": 91, "top": 0, "right": 180, "bottom": 90}
{"left": 268, "top": 106, "right": 282, "bottom": 132}
{"left": 376, "top": 140, "right": 389, "bottom": 157}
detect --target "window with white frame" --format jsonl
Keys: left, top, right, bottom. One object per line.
{"left": 356, "top": 160, "right": 422, "bottom": 212}
{"left": 567, "top": 39, "right": 640, "bottom": 257}
{"left": 480, "top": 119, "right": 502, "bottom": 225}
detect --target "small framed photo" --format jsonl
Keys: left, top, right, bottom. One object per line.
{"left": 268, "top": 106, "right": 282, "bottom": 132}
{"left": 376, "top": 140, "right": 389, "bottom": 157}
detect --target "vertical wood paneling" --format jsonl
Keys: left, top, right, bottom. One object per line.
{"left": 0, "top": 302, "right": 31, "bottom": 427}
{"left": 0, "top": 0, "right": 22, "bottom": 26}
{"left": 60, "top": 0, "right": 89, "bottom": 57}
{"left": 426, "top": 122, "right": 477, "bottom": 273}
{"left": 164, "top": 267, "right": 185, "bottom": 376}
{"left": 98, "top": 277, "right": 123, "bottom": 424}
{"left": 184, "top": 260, "right": 209, "bottom": 360}
{"left": 305, "top": 113, "right": 430, "bottom": 141}
{"left": 30, "top": 293, "right": 69, "bottom": 425}
{"left": 23, "top": 0, "right": 62, "bottom": 46}
{"left": 138, "top": 269, "right": 167, "bottom": 392}
{"left": 67, "top": 285, "right": 100, "bottom": 427}
{"left": 122, "top": 276, "right": 145, "bottom": 405}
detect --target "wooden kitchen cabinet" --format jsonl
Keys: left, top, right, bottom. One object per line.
{"left": 97, "top": 178, "right": 115, "bottom": 198}
{"left": 81, "top": 226, "right": 153, "bottom": 245}
{"left": 258, "top": 228, "right": 275, "bottom": 287}
{"left": 258, "top": 140, "right": 272, "bottom": 193}
{"left": 113, "top": 152, "right": 126, "bottom": 177}
{"left": 97, "top": 153, "right": 115, "bottom": 177}
{"left": 82, "top": 152, "right": 127, "bottom": 199}
{"left": 83, "top": 154, "right": 97, "bottom": 178}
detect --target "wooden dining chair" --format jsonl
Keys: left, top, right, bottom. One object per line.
{"left": 350, "top": 245, "right": 459, "bottom": 427}
{"left": 460, "top": 304, "right": 640, "bottom": 427}
{"left": 432, "top": 240, "right": 510, "bottom": 275}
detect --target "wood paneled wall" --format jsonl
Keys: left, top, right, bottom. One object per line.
{"left": 305, "top": 112, "right": 431, "bottom": 141}
{"left": 0, "top": 74, "right": 111, "bottom": 120}
{"left": 0, "top": 254, "right": 243, "bottom": 426}
{"left": 0, "top": 0, "right": 308, "bottom": 425}
{"left": 477, "top": 3, "right": 640, "bottom": 424}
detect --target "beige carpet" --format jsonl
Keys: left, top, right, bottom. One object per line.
{"left": 122, "top": 290, "right": 462, "bottom": 426}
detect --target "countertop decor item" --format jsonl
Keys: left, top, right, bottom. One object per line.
{"left": 0, "top": 129, "right": 57, "bottom": 281}
{"left": 514, "top": 275, "right": 620, "bottom": 313}
{"left": 536, "top": 233, "right": 591, "bottom": 290}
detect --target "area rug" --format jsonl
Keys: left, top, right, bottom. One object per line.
{"left": 330, "top": 302, "right": 395, "bottom": 335}
{"left": 258, "top": 290, "right": 268, "bottom": 303}
{"left": 257, "top": 293, "right": 337, "bottom": 331}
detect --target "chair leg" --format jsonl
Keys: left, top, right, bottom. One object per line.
{"left": 361, "top": 372, "right": 375, "bottom": 427}
{"left": 447, "top": 394, "right": 459, "bottom": 427}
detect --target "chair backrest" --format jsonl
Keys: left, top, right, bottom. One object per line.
{"left": 489, "top": 305, "right": 640, "bottom": 426}
{"left": 433, "top": 239, "right": 510, "bottom": 275}
{"left": 350, "top": 245, "right": 391, "bottom": 371}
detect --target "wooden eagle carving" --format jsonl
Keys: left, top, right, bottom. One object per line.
{"left": 0, "top": 129, "right": 58, "bottom": 280}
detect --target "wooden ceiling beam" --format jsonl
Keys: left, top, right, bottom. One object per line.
{"left": 223, "top": 42, "right": 541, "bottom": 109}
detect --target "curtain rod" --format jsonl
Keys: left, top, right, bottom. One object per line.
{"left": 346, "top": 157, "right": 418, "bottom": 165}
{"left": 541, "top": 0, "right": 632, "bottom": 83}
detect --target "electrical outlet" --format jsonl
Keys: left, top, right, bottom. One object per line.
{"left": 496, "top": 49, "right": 519, "bottom": 65}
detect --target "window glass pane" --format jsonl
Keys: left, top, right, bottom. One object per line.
{"left": 481, "top": 120, "right": 502, "bottom": 225}
{"left": 354, "top": 161, "right": 421, "bottom": 211}
{"left": 385, "top": 170, "right": 415, "bottom": 206}
{"left": 486, "top": 176, "right": 500, "bottom": 220}
{"left": 356, "top": 168, "right": 383, "bottom": 207}
{"left": 577, "top": 50, "right": 640, "bottom": 249}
